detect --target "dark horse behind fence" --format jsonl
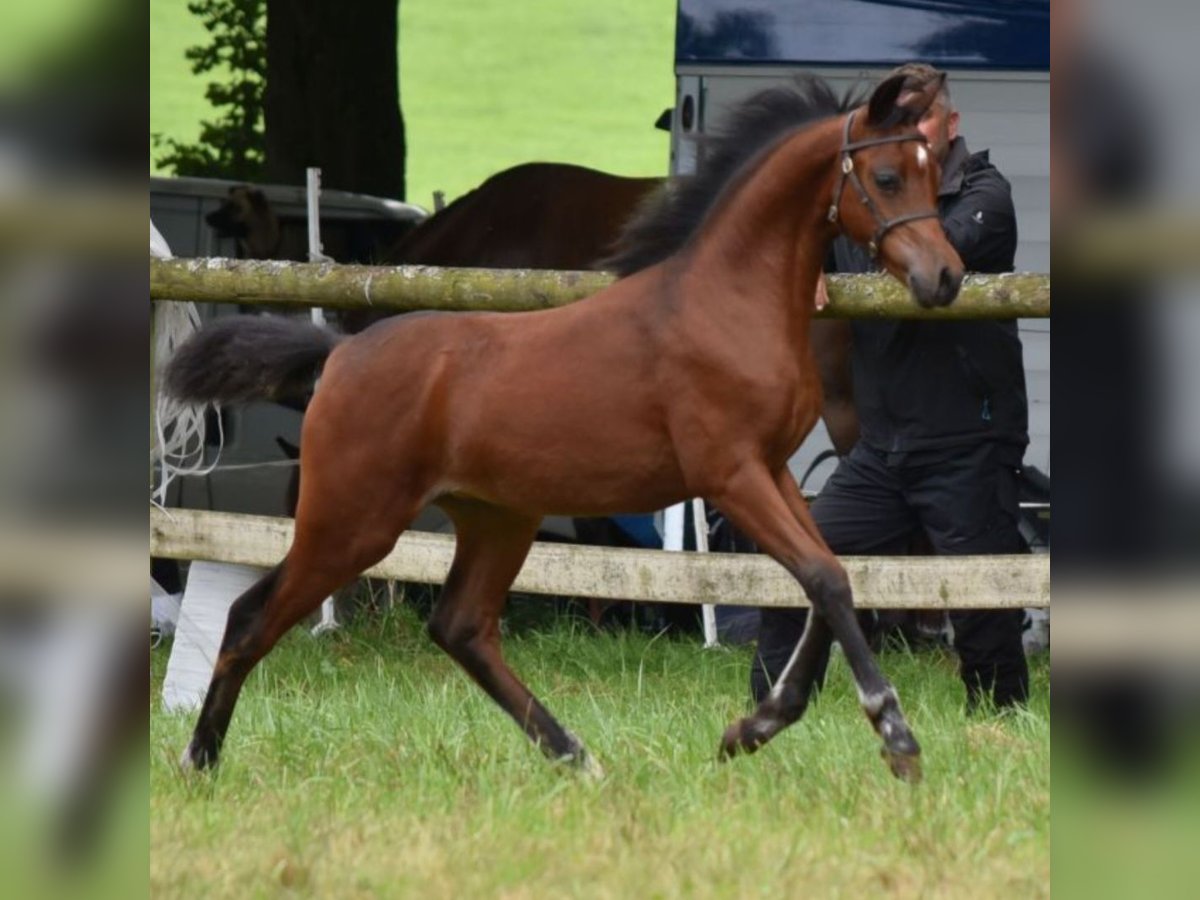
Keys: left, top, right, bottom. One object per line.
{"left": 165, "top": 72, "right": 962, "bottom": 782}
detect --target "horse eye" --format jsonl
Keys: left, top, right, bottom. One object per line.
{"left": 874, "top": 171, "right": 901, "bottom": 193}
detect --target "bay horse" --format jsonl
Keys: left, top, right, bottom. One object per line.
{"left": 165, "top": 72, "right": 962, "bottom": 781}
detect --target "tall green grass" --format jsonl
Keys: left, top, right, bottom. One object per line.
{"left": 149, "top": 0, "right": 676, "bottom": 205}
{"left": 152, "top": 607, "right": 1049, "bottom": 898}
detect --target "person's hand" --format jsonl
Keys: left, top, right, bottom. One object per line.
{"left": 814, "top": 272, "right": 829, "bottom": 311}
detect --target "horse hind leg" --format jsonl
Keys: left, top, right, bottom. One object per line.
{"left": 182, "top": 509, "right": 415, "bottom": 772}
{"left": 428, "top": 500, "right": 602, "bottom": 777}
{"left": 182, "top": 563, "right": 286, "bottom": 771}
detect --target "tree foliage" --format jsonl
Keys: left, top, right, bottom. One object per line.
{"left": 153, "top": 0, "right": 266, "bottom": 180}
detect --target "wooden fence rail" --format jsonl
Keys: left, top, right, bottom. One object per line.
{"left": 151, "top": 509, "right": 1050, "bottom": 610}
{"left": 150, "top": 258, "right": 1050, "bottom": 319}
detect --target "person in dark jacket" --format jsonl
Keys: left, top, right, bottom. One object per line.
{"left": 751, "top": 63, "right": 1031, "bottom": 711}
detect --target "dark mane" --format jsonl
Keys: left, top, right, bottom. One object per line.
{"left": 600, "top": 75, "right": 864, "bottom": 277}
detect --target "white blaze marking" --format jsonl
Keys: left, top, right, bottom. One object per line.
{"left": 916, "top": 144, "right": 929, "bottom": 171}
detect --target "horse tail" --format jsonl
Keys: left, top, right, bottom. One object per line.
{"left": 163, "top": 315, "right": 341, "bottom": 406}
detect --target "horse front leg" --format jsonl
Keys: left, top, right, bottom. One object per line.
{"left": 710, "top": 464, "right": 922, "bottom": 782}
{"left": 724, "top": 609, "right": 834, "bottom": 754}
{"left": 724, "top": 469, "right": 838, "bottom": 749}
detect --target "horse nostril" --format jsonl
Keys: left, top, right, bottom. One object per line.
{"left": 937, "top": 266, "right": 961, "bottom": 304}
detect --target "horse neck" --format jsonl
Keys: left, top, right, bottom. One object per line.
{"left": 682, "top": 118, "right": 843, "bottom": 340}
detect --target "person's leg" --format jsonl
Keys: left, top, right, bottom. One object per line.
{"left": 948, "top": 608, "right": 1029, "bottom": 709}
{"left": 906, "top": 442, "right": 1030, "bottom": 710}
{"left": 751, "top": 444, "right": 913, "bottom": 703}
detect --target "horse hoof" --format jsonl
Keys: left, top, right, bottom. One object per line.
{"left": 717, "top": 721, "right": 742, "bottom": 760}
{"left": 881, "top": 747, "right": 923, "bottom": 783}
{"left": 180, "top": 739, "right": 216, "bottom": 774}
{"left": 718, "top": 718, "right": 760, "bottom": 760}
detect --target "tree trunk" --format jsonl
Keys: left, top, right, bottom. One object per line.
{"left": 264, "top": 0, "right": 405, "bottom": 199}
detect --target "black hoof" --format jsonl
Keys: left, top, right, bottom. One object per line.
{"left": 180, "top": 738, "right": 218, "bottom": 773}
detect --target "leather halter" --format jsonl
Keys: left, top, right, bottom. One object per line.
{"left": 827, "top": 110, "right": 938, "bottom": 258}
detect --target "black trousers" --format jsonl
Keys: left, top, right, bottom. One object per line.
{"left": 752, "top": 440, "right": 1030, "bottom": 709}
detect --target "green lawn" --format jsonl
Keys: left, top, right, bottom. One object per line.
{"left": 149, "top": 0, "right": 676, "bottom": 207}
{"left": 149, "top": 0, "right": 209, "bottom": 162}
{"left": 151, "top": 606, "right": 1050, "bottom": 898}
{"left": 150, "top": 9, "right": 1050, "bottom": 895}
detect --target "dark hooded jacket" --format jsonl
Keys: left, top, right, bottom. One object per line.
{"left": 832, "top": 137, "right": 1028, "bottom": 459}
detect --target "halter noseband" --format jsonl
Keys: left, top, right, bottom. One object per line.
{"left": 827, "top": 110, "right": 938, "bottom": 258}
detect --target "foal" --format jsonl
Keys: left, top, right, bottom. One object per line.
{"left": 166, "top": 72, "right": 962, "bottom": 782}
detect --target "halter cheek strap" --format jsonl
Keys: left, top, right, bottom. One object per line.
{"left": 827, "top": 110, "right": 939, "bottom": 258}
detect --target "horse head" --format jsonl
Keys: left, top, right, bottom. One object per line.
{"left": 830, "top": 72, "right": 964, "bottom": 308}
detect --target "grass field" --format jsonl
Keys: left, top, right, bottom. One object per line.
{"left": 149, "top": 0, "right": 676, "bottom": 207}
{"left": 151, "top": 604, "right": 1049, "bottom": 898}
{"left": 150, "top": 7, "right": 1050, "bottom": 895}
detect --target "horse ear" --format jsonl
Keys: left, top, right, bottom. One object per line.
{"left": 867, "top": 72, "right": 943, "bottom": 128}
{"left": 866, "top": 74, "right": 908, "bottom": 127}
{"left": 896, "top": 73, "right": 944, "bottom": 124}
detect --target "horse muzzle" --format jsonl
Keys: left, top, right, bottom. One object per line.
{"left": 908, "top": 264, "right": 962, "bottom": 308}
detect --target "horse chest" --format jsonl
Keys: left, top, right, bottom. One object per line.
{"left": 752, "top": 367, "right": 821, "bottom": 460}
